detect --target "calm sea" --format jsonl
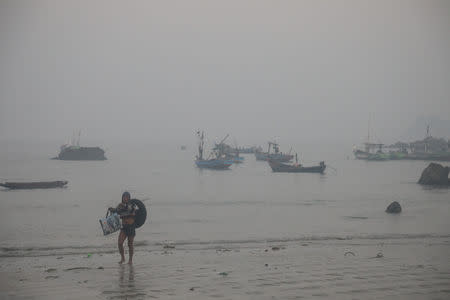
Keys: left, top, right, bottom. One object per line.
{"left": 1, "top": 139, "right": 449, "bottom": 257}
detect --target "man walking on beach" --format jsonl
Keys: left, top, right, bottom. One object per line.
{"left": 109, "top": 192, "right": 137, "bottom": 264}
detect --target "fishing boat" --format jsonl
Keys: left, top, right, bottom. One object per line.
{"left": 255, "top": 142, "right": 294, "bottom": 162}
{"left": 54, "top": 131, "right": 106, "bottom": 161}
{"left": 353, "top": 119, "right": 387, "bottom": 160}
{"left": 268, "top": 158, "right": 326, "bottom": 174}
{"left": 195, "top": 131, "right": 233, "bottom": 169}
{"left": 366, "top": 152, "right": 389, "bottom": 161}
{"left": 0, "top": 181, "right": 68, "bottom": 189}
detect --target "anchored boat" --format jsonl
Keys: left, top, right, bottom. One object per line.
{"left": 268, "top": 159, "right": 326, "bottom": 174}
{"left": 255, "top": 142, "right": 294, "bottom": 162}
{"left": 195, "top": 131, "right": 233, "bottom": 169}
{"left": 54, "top": 131, "right": 106, "bottom": 161}
{"left": 0, "top": 181, "right": 68, "bottom": 189}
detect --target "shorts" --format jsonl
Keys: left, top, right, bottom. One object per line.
{"left": 121, "top": 224, "right": 136, "bottom": 237}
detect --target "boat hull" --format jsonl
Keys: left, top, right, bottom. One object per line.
{"left": 195, "top": 159, "right": 233, "bottom": 169}
{"left": 268, "top": 161, "right": 326, "bottom": 173}
{"left": 56, "top": 147, "right": 106, "bottom": 161}
{"left": 0, "top": 181, "right": 68, "bottom": 189}
{"left": 353, "top": 150, "right": 369, "bottom": 160}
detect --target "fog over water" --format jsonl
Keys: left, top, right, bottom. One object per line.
{"left": 1, "top": 3, "right": 450, "bottom": 299}
{"left": 1, "top": 1, "right": 450, "bottom": 145}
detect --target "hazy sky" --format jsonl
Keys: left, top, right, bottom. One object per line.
{"left": 1, "top": 0, "right": 449, "bottom": 145}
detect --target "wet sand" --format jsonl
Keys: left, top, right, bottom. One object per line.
{"left": 1, "top": 237, "right": 450, "bottom": 299}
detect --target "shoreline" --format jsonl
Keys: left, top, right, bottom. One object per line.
{"left": 2, "top": 233, "right": 450, "bottom": 258}
{"left": 1, "top": 237, "right": 450, "bottom": 299}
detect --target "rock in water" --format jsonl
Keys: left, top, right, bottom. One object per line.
{"left": 418, "top": 163, "right": 450, "bottom": 185}
{"left": 386, "top": 201, "right": 402, "bottom": 214}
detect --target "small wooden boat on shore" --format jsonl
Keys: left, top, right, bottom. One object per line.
{"left": 268, "top": 159, "right": 326, "bottom": 174}
{"left": 0, "top": 181, "right": 68, "bottom": 189}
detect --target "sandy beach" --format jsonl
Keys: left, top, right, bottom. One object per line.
{"left": 1, "top": 236, "right": 450, "bottom": 299}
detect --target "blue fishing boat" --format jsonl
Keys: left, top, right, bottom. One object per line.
{"left": 195, "top": 159, "right": 233, "bottom": 169}
{"left": 195, "top": 131, "right": 233, "bottom": 170}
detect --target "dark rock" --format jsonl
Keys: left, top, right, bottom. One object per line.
{"left": 45, "top": 268, "right": 57, "bottom": 273}
{"left": 386, "top": 201, "right": 402, "bottom": 214}
{"left": 64, "top": 267, "right": 91, "bottom": 271}
{"left": 418, "top": 163, "right": 450, "bottom": 185}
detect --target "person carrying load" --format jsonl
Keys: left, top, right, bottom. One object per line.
{"left": 109, "top": 191, "right": 137, "bottom": 264}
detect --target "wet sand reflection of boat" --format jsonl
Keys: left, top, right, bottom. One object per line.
{"left": 0, "top": 181, "right": 68, "bottom": 189}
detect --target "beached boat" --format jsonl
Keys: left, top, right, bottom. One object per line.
{"left": 268, "top": 158, "right": 326, "bottom": 173}
{"left": 255, "top": 142, "right": 293, "bottom": 162}
{"left": 0, "top": 181, "right": 68, "bottom": 189}
{"left": 195, "top": 131, "right": 233, "bottom": 169}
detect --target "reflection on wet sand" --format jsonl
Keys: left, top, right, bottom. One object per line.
{"left": 103, "top": 265, "right": 147, "bottom": 299}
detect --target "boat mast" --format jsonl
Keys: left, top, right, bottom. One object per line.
{"left": 365, "top": 117, "right": 371, "bottom": 153}
{"left": 77, "top": 130, "right": 81, "bottom": 147}
{"left": 197, "top": 131, "right": 204, "bottom": 160}
{"left": 425, "top": 123, "right": 431, "bottom": 153}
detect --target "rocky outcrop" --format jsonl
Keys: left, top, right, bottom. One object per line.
{"left": 418, "top": 163, "right": 450, "bottom": 185}
{"left": 386, "top": 201, "right": 402, "bottom": 214}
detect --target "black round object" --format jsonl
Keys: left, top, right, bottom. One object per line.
{"left": 130, "top": 199, "right": 147, "bottom": 228}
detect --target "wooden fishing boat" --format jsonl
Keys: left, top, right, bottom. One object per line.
{"left": 54, "top": 131, "right": 106, "bottom": 160}
{"left": 195, "top": 131, "right": 233, "bottom": 169}
{"left": 255, "top": 142, "right": 293, "bottom": 162}
{"left": 195, "top": 159, "right": 233, "bottom": 169}
{"left": 268, "top": 159, "right": 326, "bottom": 174}
{"left": 0, "top": 181, "right": 68, "bottom": 189}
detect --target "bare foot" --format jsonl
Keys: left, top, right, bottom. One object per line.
{"left": 118, "top": 259, "right": 125, "bottom": 264}
{"left": 128, "top": 260, "right": 133, "bottom": 265}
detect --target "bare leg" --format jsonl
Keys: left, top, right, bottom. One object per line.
{"left": 118, "top": 231, "right": 126, "bottom": 264}
{"left": 127, "top": 235, "right": 134, "bottom": 265}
